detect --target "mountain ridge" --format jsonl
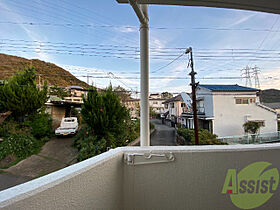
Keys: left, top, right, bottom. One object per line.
{"left": 0, "top": 53, "right": 89, "bottom": 88}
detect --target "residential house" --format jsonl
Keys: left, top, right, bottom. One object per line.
{"left": 45, "top": 95, "right": 82, "bottom": 128}
{"left": 163, "top": 94, "right": 189, "bottom": 125}
{"left": 64, "top": 86, "right": 87, "bottom": 104}
{"left": 123, "top": 98, "right": 140, "bottom": 118}
{"left": 263, "top": 103, "right": 280, "bottom": 114}
{"left": 149, "top": 93, "right": 161, "bottom": 99}
{"left": 149, "top": 94, "right": 166, "bottom": 114}
{"left": 182, "top": 84, "right": 278, "bottom": 137}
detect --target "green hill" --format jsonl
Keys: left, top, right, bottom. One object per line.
{"left": 0, "top": 53, "right": 89, "bottom": 88}
{"left": 258, "top": 89, "right": 280, "bottom": 103}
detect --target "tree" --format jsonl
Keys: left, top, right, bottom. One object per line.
{"left": 0, "top": 67, "right": 48, "bottom": 120}
{"left": 243, "top": 121, "right": 261, "bottom": 143}
{"left": 113, "top": 85, "right": 131, "bottom": 102}
{"left": 243, "top": 121, "right": 261, "bottom": 134}
{"left": 149, "top": 107, "right": 157, "bottom": 118}
{"left": 49, "top": 86, "right": 70, "bottom": 99}
{"left": 81, "top": 85, "right": 130, "bottom": 148}
{"left": 161, "top": 92, "right": 173, "bottom": 99}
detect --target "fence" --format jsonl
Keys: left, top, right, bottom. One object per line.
{"left": 218, "top": 131, "right": 280, "bottom": 144}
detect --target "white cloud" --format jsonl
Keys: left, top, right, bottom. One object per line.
{"left": 60, "top": 64, "right": 140, "bottom": 91}
{"left": 259, "top": 67, "right": 280, "bottom": 89}
{"left": 230, "top": 14, "right": 256, "bottom": 27}
{"left": 0, "top": 2, "right": 51, "bottom": 61}
{"left": 115, "top": 26, "right": 138, "bottom": 33}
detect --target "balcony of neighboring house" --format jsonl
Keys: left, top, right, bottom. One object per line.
{"left": 1, "top": 144, "right": 280, "bottom": 209}
{"left": 64, "top": 96, "right": 84, "bottom": 104}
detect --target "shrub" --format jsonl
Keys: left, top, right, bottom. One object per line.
{"left": 27, "top": 113, "right": 52, "bottom": 140}
{"left": 123, "top": 120, "right": 140, "bottom": 145}
{"left": 243, "top": 121, "right": 261, "bottom": 134}
{"left": 150, "top": 122, "right": 155, "bottom": 130}
{"left": 0, "top": 134, "right": 43, "bottom": 160}
{"left": 73, "top": 126, "right": 107, "bottom": 161}
{"left": 177, "top": 123, "right": 182, "bottom": 128}
{"left": 0, "top": 118, "right": 19, "bottom": 137}
{"left": 177, "top": 128, "right": 193, "bottom": 144}
{"left": 177, "top": 128, "right": 227, "bottom": 145}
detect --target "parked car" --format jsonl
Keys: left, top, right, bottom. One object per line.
{"left": 55, "top": 117, "right": 78, "bottom": 136}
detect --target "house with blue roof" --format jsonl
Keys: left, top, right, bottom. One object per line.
{"left": 181, "top": 84, "right": 277, "bottom": 137}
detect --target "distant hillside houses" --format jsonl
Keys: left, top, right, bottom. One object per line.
{"left": 162, "top": 84, "right": 278, "bottom": 138}
{"left": 124, "top": 93, "right": 170, "bottom": 118}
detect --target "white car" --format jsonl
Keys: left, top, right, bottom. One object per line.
{"left": 55, "top": 117, "right": 78, "bottom": 136}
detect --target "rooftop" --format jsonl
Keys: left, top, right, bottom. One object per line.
{"left": 263, "top": 102, "right": 280, "bottom": 110}
{"left": 198, "top": 84, "right": 259, "bottom": 92}
{"left": 163, "top": 94, "right": 183, "bottom": 104}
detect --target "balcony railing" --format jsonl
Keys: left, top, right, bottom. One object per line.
{"left": 218, "top": 131, "right": 280, "bottom": 144}
{"left": 183, "top": 107, "right": 205, "bottom": 115}
{"left": 1, "top": 144, "right": 280, "bottom": 209}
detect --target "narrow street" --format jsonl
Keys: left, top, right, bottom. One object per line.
{"left": 150, "top": 119, "right": 177, "bottom": 146}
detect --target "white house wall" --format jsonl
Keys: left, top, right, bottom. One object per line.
{"left": 212, "top": 92, "right": 277, "bottom": 137}
{"left": 196, "top": 87, "right": 214, "bottom": 117}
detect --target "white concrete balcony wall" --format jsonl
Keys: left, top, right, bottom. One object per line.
{"left": 0, "top": 150, "right": 124, "bottom": 210}
{"left": 1, "top": 144, "right": 280, "bottom": 209}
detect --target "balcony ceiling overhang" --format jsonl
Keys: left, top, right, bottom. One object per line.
{"left": 116, "top": 0, "right": 280, "bottom": 14}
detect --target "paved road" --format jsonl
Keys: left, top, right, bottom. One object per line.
{"left": 0, "top": 173, "right": 30, "bottom": 191}
{"left": 150, "top": 119, "right": 177, "bottom": 146}
{"left": 0, "top": 137, "right": 77, "bottom": 192}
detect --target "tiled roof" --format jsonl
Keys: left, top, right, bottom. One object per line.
{"left": 263, "top": 102, "right": 280, "bottom": 109}
{"left": 163, "top": 94, "right": 182, "bottom": 104}
{"left": 198, "top": 84, "right": 259, "bottom": 92}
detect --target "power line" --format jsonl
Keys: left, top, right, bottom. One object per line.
{"left": 3, "top": 38, "right": 280, "bottom": 52}
{"left": 2, "top": 72, "right": 278, "bottom": 80}
{"left": 151, "top": 52, "right": 185, "bottom": 73}
{"left": 2, "top": 21, "right": 280, "bottom": 33}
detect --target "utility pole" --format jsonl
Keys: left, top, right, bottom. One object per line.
{"left": 186, "top": 47, "right": 199, "bottom": 145}
{"left": 87, "top": 74, "right": 90, "bottom": 85}
{"left": 38, "top": 74, "right": 41, "bottom": 89}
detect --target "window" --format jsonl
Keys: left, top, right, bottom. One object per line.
{"left": 250, "top": 98, "right": 256, "bottom": 103}
{"left": 164, "top": 104, "right": 168, "bottom": 109}
{"left": 236, "top": 98, "right": 256, "bottom": 104}
{"left": 181, "top": 103, "right": 185, "bottom": 107}
{"left": 236, "top": 98, "right": 249, "bottom": 104}
{"left": 236, "top": 99, "right": 242, "bottom": 104}
{"left": 171, "top": 103, "right": 174, "bottom": 108}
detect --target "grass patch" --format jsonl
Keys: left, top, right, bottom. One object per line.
{"left": 37, "top": 154, "right": 65, "bottom": 165}
{"left": 34, "top": 170, "right": 49, "bottom": 179}
{"left": 0, "top": 170, "right": 7, "bottom": 174}
{"left": 0, "top": 157, "right": 25, "bottom": 169}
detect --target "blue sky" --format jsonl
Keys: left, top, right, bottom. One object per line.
{"left": 0, "top": 0, "right": 280, "bottom": 94}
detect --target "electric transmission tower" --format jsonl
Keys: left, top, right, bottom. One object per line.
{"left": 241, "top": 65, "right": 261, "bottom": 88}
{"left": 241, "top": 66, "right": 252, "bottom": 87}
{"left": 252, "top": 65, "right": 261, "bottom": 88}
